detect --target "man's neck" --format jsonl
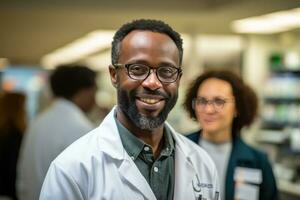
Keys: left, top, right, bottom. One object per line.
{"left": 135, "top": 129, "right": 164, "bottom": 159}
{"left": 116, "top": 108, "right": 164, "bottom": 158}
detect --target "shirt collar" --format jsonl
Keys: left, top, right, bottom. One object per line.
{"left": 115, "top": 118, "right": 144, "bottom": 160}
{"left": 114, "top": 113, "right": 175, "bottom": 160}
{"left": 161, "top": 126, "right": 175, "bottom": 157}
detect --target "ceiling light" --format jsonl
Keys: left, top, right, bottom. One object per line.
{"left": 231, "top": 7, "right": 300, "bottom": 34}
{"left": 41, "top": 30, "right": 114, "bottom": 69}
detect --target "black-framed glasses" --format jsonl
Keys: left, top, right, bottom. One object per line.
{"left": 114, "top": 63, "right": 182, "bottom": 83}
{"left": 192, "top": 97, "right": 234, "bottom": 112}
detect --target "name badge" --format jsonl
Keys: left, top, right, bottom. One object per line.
{"left": 234, "top": 166, "right": 262, "bottom": 184}
{"left": 234, "top": 182, "right": 259, "bottom": 200}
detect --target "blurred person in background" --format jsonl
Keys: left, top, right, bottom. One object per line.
{"left": 183, "top": 69, "right": 278, "bottom": 200}
{"left": 17, "top": 65, "right": 97, "bottom": 200}
{"left": 0, "top": 92, "right": 26, "bottom": 200}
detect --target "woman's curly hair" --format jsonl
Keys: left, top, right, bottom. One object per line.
{"left": 183, "top": 69, "right": 258, "bottom": 136}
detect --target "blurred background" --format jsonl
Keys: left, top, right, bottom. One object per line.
{"left": 1, "top": 0, "right": 300, "bottom": 199}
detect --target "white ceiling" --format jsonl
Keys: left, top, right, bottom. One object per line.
{"left": 1, "top": 0, "right": 300, "bottom": 65}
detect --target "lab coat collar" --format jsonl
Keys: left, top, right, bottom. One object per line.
{"left": 166, "top": 123, "right": 198, "bottom": 200}
{"left": 96, "top": 106, "right": 156, "bottom": 199}
{"left": 118, "top": 157, "right": 156, "bottom": 200}
{"left": 97, "top": 106, "right": 197, "bottom": 160}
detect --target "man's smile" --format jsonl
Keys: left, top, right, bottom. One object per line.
{"left": 139, "top": 97, "right": 161, "bottom": 104}
{"left": 136, "top": 94, "right": 166, "bottom": 111}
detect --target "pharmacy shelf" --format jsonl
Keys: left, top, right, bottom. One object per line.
{"left": 256, "top": 130, "right": 288, "bottom": 144}
{"left": 264, "top": 97, "right": 300, "bottom": 104}
{"left": 278, "top": 180, "right": 300, "bottom": 196}
{"left": 261, "top": 121, "right": 300, "bottom": 130}
{"left": 270, "top": 69, "right": 300, "bottom": 75}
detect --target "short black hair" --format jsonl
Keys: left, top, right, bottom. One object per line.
{"left": 111, "top": 19, "right": 183, "bottom": 66}
{"left": 183, "top": 69, "right": 258, "bottom": 136}
{"left": 50, "top": 65, "right": 97, "bottom": 99}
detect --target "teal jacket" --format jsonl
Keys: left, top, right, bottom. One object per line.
{"left": 187, "top": 131, "right": 279, "bottom": 200}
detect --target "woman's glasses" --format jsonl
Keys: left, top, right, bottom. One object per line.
{"left": 192, "top": 97, "right": 234, "bottom": 112}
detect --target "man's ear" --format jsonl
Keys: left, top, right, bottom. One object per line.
{"left": 109, "top": 65, "right": 118, "bottom": 88}
{"left": 177, "top": 71, "right": 182, "bottom": 84}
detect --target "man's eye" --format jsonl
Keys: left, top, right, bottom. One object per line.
{"left": 159, "top": 67, "right": 176, "bottom": 77}
{"left": 129, "top": 65, "right": 148, "bottom": 75}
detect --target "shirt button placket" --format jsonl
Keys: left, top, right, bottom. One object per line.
{"left": 144, "top": 146, "right": 150, "bottom": 151}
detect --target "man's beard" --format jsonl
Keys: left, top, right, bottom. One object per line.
{"left": 118, "top": 88, "right": 178, "bottom": 131}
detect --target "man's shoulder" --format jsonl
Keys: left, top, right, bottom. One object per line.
{"left": 166, "top": 125, "right": 205, "bottom": 156}
{"left": 174, "top": 133, "right": 218, "bottom": 182}
{"left": 175, "top": 132, "right": 215, "bottom": 163}
{"left": 45, "top": 110, "right": 119, "bottom": 181}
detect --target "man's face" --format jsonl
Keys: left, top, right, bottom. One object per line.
{"left": 111, "top": 30, "right": 181, "bottom": 130}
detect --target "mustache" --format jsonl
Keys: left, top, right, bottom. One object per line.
{"left": 134, "top": 88, "right": 169, "bottom": 99}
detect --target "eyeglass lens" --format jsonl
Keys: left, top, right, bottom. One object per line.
{"left": 194, "top": 97, "right": 227, "bottom": 110}
{"left": 127, "top": 64, "right": 180, "bottom": 83}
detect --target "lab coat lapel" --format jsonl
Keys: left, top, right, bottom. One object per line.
{"left": 99, "top": 107, "right": 156, "bottom": 200}
{"left": 118, "top": 155, "right": 157, "bottom": 200}
{"left": 170, "top": 124, "right": 196, "bottom": 200}
{"left": 173, "top": 144, "right": 196, "bottom": 200}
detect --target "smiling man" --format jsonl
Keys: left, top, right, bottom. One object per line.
{"left": 39, "top": 19, "right": 220, "bottom": 200}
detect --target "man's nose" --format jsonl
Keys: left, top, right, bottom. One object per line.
{"left": 141, "top": 70, "right": 162, "bottom": 90}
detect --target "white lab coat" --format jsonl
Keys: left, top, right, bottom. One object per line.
{"left": 40, "top": 107, "right": 220, "bottom": 200}
{"left": 17, "top": 99, "right": 94, "bottom": 200}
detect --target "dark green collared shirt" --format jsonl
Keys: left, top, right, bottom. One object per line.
{"left": 116, "top": 118, "right": 175, "bottom": 200}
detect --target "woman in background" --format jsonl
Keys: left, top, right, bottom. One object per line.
{"left": 0, "top": 92, "right": 26, "bottom": 200}
{"left": 183, "top": 69, "right": 278, "bottom": 200}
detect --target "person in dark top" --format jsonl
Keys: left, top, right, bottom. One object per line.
{"left": 183, "top": 69, "right": 279, "bottom": 200}
{"left": 0, "top": 92, "right": 26, "bottom": 200}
